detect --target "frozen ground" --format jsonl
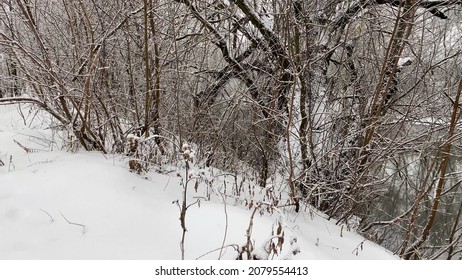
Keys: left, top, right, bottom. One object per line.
{"left": 0, "top": 104, "right": 398, "bottom": 260}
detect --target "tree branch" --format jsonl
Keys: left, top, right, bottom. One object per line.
{"left": 0, "top": 97, "right": 68, "bottom": 124}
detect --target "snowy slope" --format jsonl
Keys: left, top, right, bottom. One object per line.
{"left": 0, "top": 104, "right": 398, "bottom": 260}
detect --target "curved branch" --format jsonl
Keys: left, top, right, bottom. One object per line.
{"left": 0, "top": 97, "right": 68, "bottom": 124}
{"left": 231, "top": 0, "right": 293, "bottom": 111}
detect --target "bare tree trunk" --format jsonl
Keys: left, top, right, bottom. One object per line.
{"left": 143, "top": 0, "right": 151, "bottom": 138}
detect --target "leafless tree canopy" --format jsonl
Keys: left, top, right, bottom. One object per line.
{"left": 1, "top": 0, "right": 461, "bottom": 259}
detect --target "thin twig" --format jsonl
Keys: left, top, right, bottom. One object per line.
{"left": 60, "top": 211, "right": 86, "bottom": 233}
{"left": 8, "top": 155, "right": 14, "bottom": 172}
{"left": 352, "top": 239, "right": 366, "bottom": 256}
{"left": 40, "top": 209, "right": 54, "bottom": 223}
{"left": 218, "top": 191, "right": 229, "bottom": 260}
{"left": 196, "top": 244, "right": 240, "bottom": 260}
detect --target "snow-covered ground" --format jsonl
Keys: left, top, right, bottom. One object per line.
{"left": 0, "top": 104, "right": 398, "bottom": 260}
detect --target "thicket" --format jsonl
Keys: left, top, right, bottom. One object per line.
{"left": 1, "top": 0, "right": 461, "bottom": 259}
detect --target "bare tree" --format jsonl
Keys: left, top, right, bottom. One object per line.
{"left": 1, "top": 0, "right": 461, "bottom": 259}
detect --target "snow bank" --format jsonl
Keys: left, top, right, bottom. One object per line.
{"left": 0, "top": 104, "right": 397, "bottom": 260}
